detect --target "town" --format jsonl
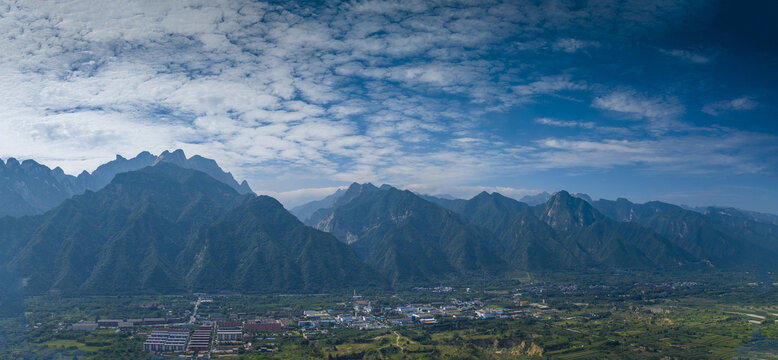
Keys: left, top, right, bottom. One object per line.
{"left": 57, "top": 288, "right": 569, "bottom": 357}
{"left": 5, "top": 275, "right": 777, "bottom": 359}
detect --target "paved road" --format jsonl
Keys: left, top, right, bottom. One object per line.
{"left": 189, "top": 298, "right": 204, "bottom": 324}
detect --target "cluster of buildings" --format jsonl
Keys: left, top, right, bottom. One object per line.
{"left": 187, "top": 326, "right": 212, "bottom": 352}
{"left": 291, "top": 294, "right": 568, "bottom": 331}
{"left": 299, "top": 309, "right": 388, "bottom": 330}
{"left": 143, "top": 329, "right": 190, "bottom": 353}
{"left": 140, "top": 326, "right": 213, "bottom": 354}
{"left": 139, "top": 319, "right": 285, "bottom": 355}
{"left": 296, "top": 298, "right": 518, "bottom": 330}
{"left": 70, "top": 291, "right": 567, "bottom": 356}
{"left": 216, "top": 321, "right": 243, "bottom": 341}
{"left": 69, "top": 316, "right": 186, "bottom": 332}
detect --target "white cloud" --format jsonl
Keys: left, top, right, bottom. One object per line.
{"left": 532, "top": 128, "right": 777, "bottom": 174}
{"left": 702, "top": 97, "right": 758, "bottom": 116}
{"left": 0, "top": 0, "right": 766, "bottom": 200}
{"left": 659, "top": 48, "right": 711, "bottom": 64}
{"left": 552, "top": 38, "right": 600, "bottom": 53}
{"left": 535, "top": 117, "right": 596, "bottom": 129}
{"left": 512, "top": 75, "right": 588, "bottom": 98}
{"left": 592, "top": 91, "right": 685, "bottom": 122}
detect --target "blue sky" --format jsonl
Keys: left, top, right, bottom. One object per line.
{"left": 0, "top": 0, "right": 776, "bottom": 212}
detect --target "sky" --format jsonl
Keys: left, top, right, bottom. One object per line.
{"left": 0, "top": 0, "right": 776, "bottom": 212}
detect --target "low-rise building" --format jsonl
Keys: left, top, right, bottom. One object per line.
{"left": 71, "top": 322, "right": 98, "bottom": 332}
{"left": 304, "top": 310, "right": 329, "bottom": 318}
{"left": 187, "top": 326, "right": 212, "bottom": 353}
{"left": 418, "top": 317, "right": 437, "bottom": 325}
{"left": 143, "top": 318, "right": 166, "bottom": 326}
{"left": 143, "top": 329, "right": 190, "bottom": 353}
{"left": 217, "top": 321, "right": 242, "bottom": 330}
{"left": 217, "top": 329, "right": 243, "bottom": 341}
{"left": 97, "top": 319, "right": 121, "bottom": 328}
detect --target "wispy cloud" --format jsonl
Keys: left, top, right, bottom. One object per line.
{"left": 535, "top": 117, "right": 596, "bottom": 129}
{"left": 552, "top": 38, "right": 600, "bottom": 53}
{"left": 592, "top": 91, "right": 684, "bottom": 121}
{"left": 532, "top": 128, "right": 777, "bottom": 174}
{"left": 702, "top": 97, "right": 758, "bottom": 116}
{"left": 0, "top": 0, "right": 772, "bottom": 209}
{"left": 659, "top": 48, "right": 711, "bottom": 64}
{"left": 511, "top": 75, "right": 588, "bottom": 99}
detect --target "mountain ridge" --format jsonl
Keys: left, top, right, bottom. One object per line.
{"left": 310, "top": 185, "right": 507, "bottom": 283}
{"left": 0, "top": 163, "right": 380, "bottom": 295}
{"left": 0, "top": 150, "right": 252, "bottom": 218}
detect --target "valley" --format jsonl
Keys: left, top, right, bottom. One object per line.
{"left": 1, "top": 272, "right": 777, "bottom": 359}
{"left": 2, "top": 152, "right": 778, "bottom": 359}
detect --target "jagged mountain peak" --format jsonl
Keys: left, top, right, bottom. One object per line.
{"left": 466, "top": 191, "right": 529, "bottom": 212}
{"left": 348, "top": 182, "right": 378, "bottom": 191}
{"left": 333, "top": 182, "right": 381, "bottom": 207}
{"left": 474, "top": 190, "right": 491, "bottom": 198}
{"left": 537, "top": 190, "right": 603, "bottom": 232}
{"left": 156, "top": 148, "right": 187, "bottom": 164}
{"left": 20, "top": 159, "right": 42, "bottom": 168}
{"left": 0, "top": 150, "right": 253, "bottom": 218}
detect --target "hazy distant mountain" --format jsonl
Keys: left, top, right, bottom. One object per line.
{"left": 417, "top": 194, "right": 467, "bottom": 211}
{"left": 0, "top": 150, "right": 252, "bottom": 218}
{"left": 0, "top": 158, "right": 84, "bottom": 217}
{"left": 310, "top": 184, "right": 506, "bottom": 283}
{"left": 591, "top": 198, "right": 778, "bottom": 269}
{"left": 76, "top": 151, "right": 158, "bottom": 191}
{"left": 519, "top": 191, "right": 552, "bottom": 205}
{"left": 305, "top": 183, "right": 383, "bottom": 226}
{"left": 0, "top": 163, "right": 378, "bottom": 294}
{"left": 154, "top": 150, "right": 253, "bottom": 195}
{"left": 290, "top": 187, "right": 346, "bottom": 222}
{"left": 572, "top": 192, "right": 593, "bottom": 202}
{"left": 703, "top": 207, "right": 778, "bottom": 238}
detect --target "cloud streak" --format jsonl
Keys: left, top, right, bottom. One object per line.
{"left": 702, "top": 97, "right": 758, "bottom": 116}
{"left": 659, "top": 48, "right": 711, "bottom": 64}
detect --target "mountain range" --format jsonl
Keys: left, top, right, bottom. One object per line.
{"left": 1, "top": 151, "right": 777, "bottom": 296}
{"left": 307, "top": 183, "right": 506, "bottom": 283}
{"left": 0, "top": 149, "right": 252, "bottom": 218}
{"left": 0, "top": 163, "right": 379, "bottom": 295}
{"left": 300, "top": 184, "right": 778, "bottom": 274}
